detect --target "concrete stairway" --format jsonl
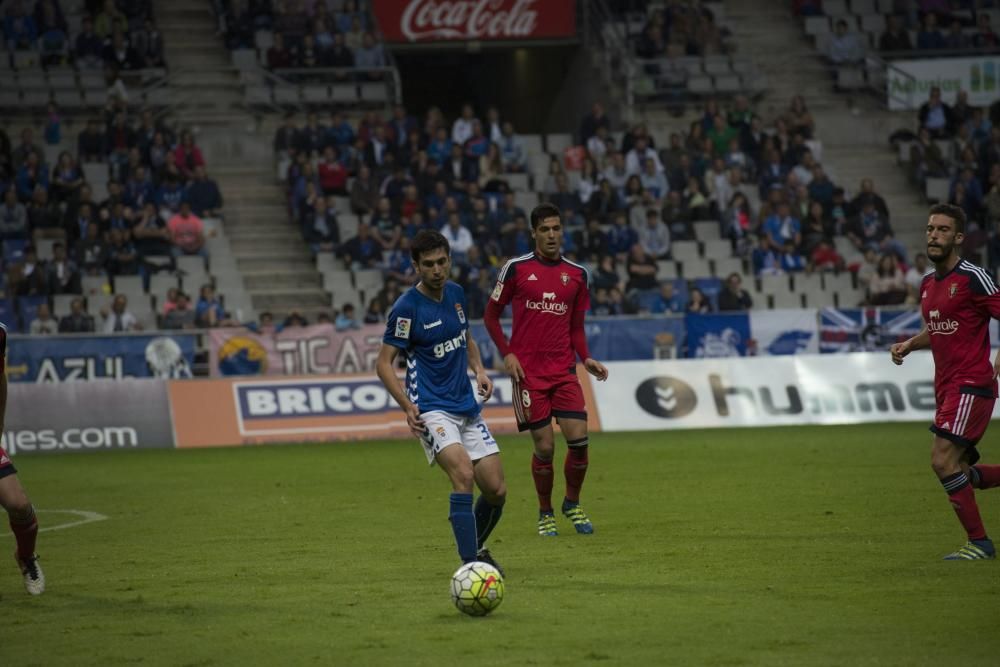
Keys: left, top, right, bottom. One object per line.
{"left": 155, "top": 0, "right": 332, "bottom": 320}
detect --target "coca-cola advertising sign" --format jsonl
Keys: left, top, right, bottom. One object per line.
{"left": 372, "top": 0, "right": 576, "bottom": 43}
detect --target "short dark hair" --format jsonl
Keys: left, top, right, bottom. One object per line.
{"left": 410, "top": 229, "right": 450, "bottom": 262}
{"left": 530, "top": 203, "right": 562, "bottom": 230}
{"left": 929, "top": 203, "right": 967, "bottom": 233}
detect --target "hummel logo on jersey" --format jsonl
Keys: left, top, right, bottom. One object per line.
{"left": 527, "top": 274, "right": 538, "bottom": 281}
{"left": 423, "top": 320, "right": 442, "bottom": 330}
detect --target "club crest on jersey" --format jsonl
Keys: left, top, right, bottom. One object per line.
{"left": 395, "top": 317, "right": 411, "bottom": 340}
{"left": 560, "top": 271, "right": 569, "bottom": 285}
{"left": 949, "top": 283, "right": 958, "bottom": 298}
{"left": 455, "top": 303, "right": 466, "bottom": 324}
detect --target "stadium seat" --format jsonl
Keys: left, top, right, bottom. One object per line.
{"left": 52, "top": 293, "right": 77, "bottom": 318}
{"left": 860, "top": 14, "right": 885, "bottom": 32}
{"left": 521, "top": 134, "right": 544, "bottom": 155}
{"left": 682, "top": 258, "right": 713, "bottom": 280}
{"left": 323, "top": 269, "right": 353, "bottom": 292}
{"left": 687, "top": 76, "right": 713, "bottom": 95}
{"left": 804, "top": 16, "right": 830, "bottom": 36}
{"left": 655, "top": 260, "right": 679, "bottom": 279}
{"left": 176, "top": 255, "right": 206, "bottom": 276}
{"left": 359, "top": 83, "right": 388, "bottom": 103}
{"left": 759, "top": 274, "right": 791, "bottom": 295}
{"left": 331, "top": 85, "right": 358, "bottom": 103}
{"left": 834, "top": 287, "right": 866, "bottom": 308}
{"left": 925, "top": 178, "right": 950, "bottom": 203}
{"left": 851, "top": 0, "right": 876, "bottom": 13}
{"left": 770, "top": 291, "right": 803, "bottom": 309}
{"left": 836, "top": 67, "right": 865, "bottom": 90}
{"left": 671, "top": 240, "right": 700, "bottom": 260}
{"left": 303, "top": 85, "right": 330, "bottom": 103}
{"left": 353, "top": 269, "right": 384, "bottom": 293}
{"left": 546, "top": 133, "right": 574, "bottom": 153}
{"left": 713, "top": 257, "right": 743, "bottom": 278}
{"left": 703, "top": 56, "right": 731, "bottom": 76}
{"left": 823, "top": 0, "right": 849, "bottom": 15}
{"left": 702, "top": 240, "right": 732, "bottom": 260}
{"left": 274, "top": 85, "right": 300, "bottom": 104}
{"left": 793, "top": 272, "right": 823, "bottom": 294}
{"left": 232, "top": 49, "right": 257, "bottom": 70}
{"left": 693, "top": 220, "right": 722, "bottom": 241}
{"left": 824, "top": 272, "right": 856, "bottom": 293}
{"left": 149, "top": 272, "right": 179, "bottom": 306}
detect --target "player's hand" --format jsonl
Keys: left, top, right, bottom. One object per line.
{"left": 404, "top": 402, "right": 426, "bottom": 438}
{"left": 584, "top": 358, "right": 608, "bottom": 381}
{"left": 475, "top": 371, "right": 493, "bottom": 402}
{"left": 890, "top": 341, "right": 910, "bottom": 365}
{"left": 993, "top": 353, "right": 1000, "bottom": 379}
{"left": 503, "top": 353, "right": 525, "bottom": 382}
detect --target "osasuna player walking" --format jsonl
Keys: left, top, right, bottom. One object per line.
{"left": 892, "top": 204, "right": 1000, "bottom": 560}
{"left": 0, "top": 323, "right": 45, "bottom": 593}
{"left": 376, "top": 230, "right": 507, "bottom": 573}
{"left": 484, "top": 203, "right": 608, "bottom": 537}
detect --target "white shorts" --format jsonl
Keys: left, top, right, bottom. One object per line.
{"left": 419, "top": 410, "right": 500, "bottom": 466}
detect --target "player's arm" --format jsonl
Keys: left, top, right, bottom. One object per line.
{"left": 484, "top": 264, "right": 524, "bottom": 381}
{"left": 571, "top": 272, "right": 608, "bottom": 381}
{"left": 0, "top": 372, "right": 7, "bottom": 434}
{"left": 466, "top": 336, "right": 493, "bottom": 401}
{"left": 890, "top": 325, "right": 929, "bottom": 365}
{"left": 375, "top": 343, "right": 425, "bottom": 437}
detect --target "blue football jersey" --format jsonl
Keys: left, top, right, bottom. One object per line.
{"left": 383, "top": 281, "right": 479, "bottom": 417}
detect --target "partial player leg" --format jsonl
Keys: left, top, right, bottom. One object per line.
{"left": 0, "top": 472, "right": 45, "bottom": 594}
{"left": 435, "top": 444, "right": 478, "bottom": 563}
{"left": 969, "top": 463, "right": 1000, "bottom": 490}
{"left": 529, "top": 424, "right": 558, "bottom": 536}
{"left": 472, "top": 453, "right": 506, "bottom": 575}
{"left": 556, "top": 415, "right": 594, "bottom": 535}
{"left": 932, "top": 436, "right": 995, "bottom": 560}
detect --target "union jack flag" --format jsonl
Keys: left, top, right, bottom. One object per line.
{"left": 818, "top": 307, "right": 923, "bottom": 353}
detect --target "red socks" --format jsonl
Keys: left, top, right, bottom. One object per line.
{"left": 531, "top": 454, "right": 554, "bottom": 512}
{"left": 10, "top": 510, "right": 38, "bottom": 561}
{"left": 942, "top": 472, "right": 987, "bottom": 541}
{"left": 972, "top": 464, "right": 1000, "bottom": 490}
{"left": 564, "top": 446, "right": 589, "bottom": 503}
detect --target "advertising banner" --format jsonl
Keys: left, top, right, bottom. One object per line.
{"left": 818, "top": 308, "right": 922, "bottom": 354}
{"left": 886, "top": 56, "right": 1000, "bottom": 110}
{"left": 684, "top": 313, "right": 752, "bottom": 358}
{"left": 209, "top": 324, "right": 383, "bottom": 377}
{"left": 371, "top": 0, "right": 576, "bottom": 44}
{"left": 750, "top": 309, "right": 819, "bottom": 355}
{"left": 589, "top": 352, "right": 966, "bottom": 432}
{"left": 169, "top": 367, "right": 600, "bottom": 448}
{"left": 6, "top": 334, "right": 195, "bottom": 383}
{"left": 2, "top": 379, "right": 175, "bottom": 454}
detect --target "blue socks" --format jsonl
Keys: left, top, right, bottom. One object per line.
{"left": 449, "top": 492, "right": 477, "bottom": 562}
{"left": 475, "top": 495, "right": 504, "bottom": 549}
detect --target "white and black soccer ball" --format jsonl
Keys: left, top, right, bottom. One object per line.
{"left": 450, "top": 561, "right": 504, "bottom": 616}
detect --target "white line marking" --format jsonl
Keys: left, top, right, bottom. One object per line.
{"left": 1, "top": 509, "right": 108, "bottom": 535}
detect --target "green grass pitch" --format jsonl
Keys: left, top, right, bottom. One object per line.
{"left": 3, "top": 423, "right": 999, "bottom": 666}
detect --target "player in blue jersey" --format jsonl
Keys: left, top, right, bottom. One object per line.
{"left": 376, "top": 230, "right": 507, "bottom": 574}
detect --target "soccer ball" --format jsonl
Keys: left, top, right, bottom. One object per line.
{"left": 450, "top": 561, "right": 504, "bottom": 616}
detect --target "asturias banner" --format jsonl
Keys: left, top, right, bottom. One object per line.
{"left": 7, "top": 334, "right": 195, "bottom": 383}
{"left": 371, "top": 0, "right": 576, "bottom": 43}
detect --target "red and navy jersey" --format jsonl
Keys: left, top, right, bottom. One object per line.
{"left": 0, "top": 322, "right": 6, "bottom": 374}
{"left": 920, "top": 260, "right": 1000, "bottom": 392}
{"left": 490, "top": 252, "right": 590, "bottom": 379}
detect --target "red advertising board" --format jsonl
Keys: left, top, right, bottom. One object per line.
{"left": 371, "top": 0, "right": 576, "bottom": 43}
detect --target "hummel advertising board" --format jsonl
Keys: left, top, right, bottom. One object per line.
{"left": 591, "top": 353, "right": 964, "bottom": 431}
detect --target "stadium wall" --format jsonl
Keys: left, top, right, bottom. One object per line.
{"left": 3, "top": 353, "right": 957, "bottom": 456}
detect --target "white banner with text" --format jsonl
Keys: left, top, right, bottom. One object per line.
{"left": 887, "top": 55, "right": 1000, "bottom": 110}
{"left": 591, "top": 353, "right": 996, "bottom": 431}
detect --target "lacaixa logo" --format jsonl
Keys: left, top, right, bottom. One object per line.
{"left": 635, "top": 377, "right": 698, "bottom": 419}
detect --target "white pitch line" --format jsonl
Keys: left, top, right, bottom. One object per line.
{"left": 1, "top": 509, "right": 108, "bottom": 535}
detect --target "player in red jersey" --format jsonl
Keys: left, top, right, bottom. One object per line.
{"left": 484, "top": 203, "right": 608, "bottom": 536}
{"left": 0, "top": 323, "right": 45, "bottom": 592}
{"left": 891, "top": 204, "right": 1000, "bottom": 560}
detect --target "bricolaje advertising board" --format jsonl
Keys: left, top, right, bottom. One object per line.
{"left": 168, "top": 369, "right": 600, "bottom": 448}
{"left": 2, "top": 379, "right": 176, "bottom": 455}
{"left": 591, "top": 353, "right": 971, "bottom": 431}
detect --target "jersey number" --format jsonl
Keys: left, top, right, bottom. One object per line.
{"left": 477, "top": 422, "right": 495, "bottom": 445}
